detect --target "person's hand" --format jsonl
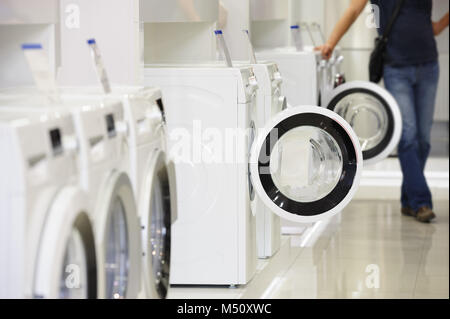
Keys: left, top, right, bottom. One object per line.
{"left": 432, "top": 13, "right": 449, "bottom": 36}
{"left": 432, "top": 21, "right": 447, "bottom": 36}
{"left": 432, "top": 21, "right": 440, "bottom": 35}
{"left": 315, "top": 43, "right": 334, "bottom": 60}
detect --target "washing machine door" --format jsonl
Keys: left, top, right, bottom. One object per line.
{"left": 96, "top": 171, "right": 141, "bottom": 299}
{"left": 324, "top": 81, "right": 402, "bottom": 165}
{"left": 140, "top": 150, "right": 172, "bottom": 299}
{"left": 248, "top": 119, "right": 258, "bottom": 216}
{"left": 250, "top": 106, "right": 363, "bottom": 223}
{"left": 34, "top": 187, "right": 97, "bottom": 299}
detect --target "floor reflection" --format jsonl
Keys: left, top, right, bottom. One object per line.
{"left": 168, "top": 200, "right": 449, "bottom": 299}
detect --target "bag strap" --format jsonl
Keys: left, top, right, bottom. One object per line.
{"left": 381, "top": 0, "right": 406, "bottom": 40}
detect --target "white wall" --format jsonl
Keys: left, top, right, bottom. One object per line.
{"left": 432, "top": 0, "right": 449, "bottom": 122}
{"left": 249, "top": 0, "right": 290, "bottom": 50}
{"left": 291, "top": 0, "right": 325, "bottom": 29}
{"left": 58, "top": 0, "right": 141, "bottom": 86}
{"left": 58, "top": 0, "right": 219, "bottom": 86}
{"left": 0, "top": 0, "right": 59, "bottom": 88}
{"left": 143, "top": 22, "right": 217, "bottom": 64}
{"left": 221, "top": 0, "right": 250, "bottom": 60}
{"left": 142, "top": 0, "right": 218, "bottom": 64}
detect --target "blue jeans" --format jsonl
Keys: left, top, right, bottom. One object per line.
{"left": 384, "top": 61, "right": 439, "bottom": 211}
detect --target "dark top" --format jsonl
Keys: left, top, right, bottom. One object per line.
{"left": 370, "top": 0, "right": 438, "bottom": 66}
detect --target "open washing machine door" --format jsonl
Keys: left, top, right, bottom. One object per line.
{"left": 34, "top": 187, "right": 97, "bottom": 299}
{"left": 324, "top": 81, "right": 402, "bottom": 165}
{"left": 250, "top": 106, "right": 363, "bottom": 223}
{"left": 96, "top": 172, "right": 141, "bottom": 299}
{"left": 140, "top": 150, "right": 173, "bottom": 299}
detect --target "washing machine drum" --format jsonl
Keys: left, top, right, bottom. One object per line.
{"left": 34, "top": 187, "right": 97, "bottom": 299}
{"left": 250, "top": 106, "right": 363, "bottom": 223}
{"left": 325, "top": 81, "right": 402, "bottom": 165}
{"left": 141, "top": 150, "right": 172, "bottom": 299}
{"left": 97, "top": 172, "right": 141, "bottom": 299}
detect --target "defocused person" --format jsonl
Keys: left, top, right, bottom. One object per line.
{"left": 316, "top": 0, "right": 449, "bottom": 223}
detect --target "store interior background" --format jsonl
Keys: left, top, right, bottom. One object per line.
{"left": 0, "top": 0, "right": 448, "bottom": 300}
{"left": 167, "top": 0, "right": 449, "bottom": 299}
{"left": 225, "top": 0, "right": 449, "bottom": 155}
{"left": 217, "top": 0, "right": 449, "bottom": 222}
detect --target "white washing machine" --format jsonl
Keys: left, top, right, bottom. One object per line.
{"left": 172, "top": 60, "right": 285, "bottom": 260}
{"left": 304, "top": 47, "right": 402, "bottom": 166}
{"left": 258, "top": 46, "right": 402, "bottom": 166}
{"left": 254, "top": 41, "right": 341, "bottom": 108}
{"left": 255, "top": 47, "right": 318, "bottom": 106}
{"left": 58, "top": 86, "right": 176, "bottom": 299}
{"left": 321, "top": 81, "right": 402, "bottom": 166}
{"left": 0, "top": 108, "right": 97, "bottom": 299}
{"left": 112, "top": 87, "right": 175, "bottom": 299}
{"left": 144, "top": 64, "right": 259, "bottom": 285}
{"left": 0, "top": 91, "right": 142, "bottom": 299}
{"left": 235, "top": 61, "right": 286, "bottom": 259}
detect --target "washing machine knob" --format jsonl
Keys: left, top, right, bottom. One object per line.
{"left": 246, "top": 77, "right": 259, "bottom": 97}
{"left": 63, "top": 135, "right": 79, "bottom": 153}
{"left": 272, "top": 72, "right": 283, "bottom": 87}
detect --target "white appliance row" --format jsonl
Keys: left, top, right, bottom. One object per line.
{"left": 0, "top": 0, "right": 403, "bottom": 298}
{"left": 0, "top": 57, "right": 400, "bottom": 293}
{"left": 143, "top": 62, "right": 364, "bottom": 285}
{"left": 0, "top": 58, "right": 403, "bottom": 298}
{"left": 0, "top": 86, "right": 175, "bottom": 299}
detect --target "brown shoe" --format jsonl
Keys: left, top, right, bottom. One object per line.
{"left": 401, "top": 206, "right": 416, "bottom": 217}
{"left": 416, "top": 206, "right": 436, "bottom": 223}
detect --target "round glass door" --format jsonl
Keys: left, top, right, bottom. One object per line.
{"left": 326, "top": 81, "right": 402, "bottom": 165}
{"left": 58, "top": 214, "right": 96, "bottom": 299}
{"left": 34, "top": 188, "right": 97, "bottom": 299}
{"left": 98, "top": 172, "right": 141, "bottom": 299}
{"left": 105, "top": 197, "right": 129, "bottom": 299}
{"left": 250, "top": 106, "right": 363, "bottom": 223}
{"left": 149, "top": 165, "right": 171, "bottom": 299}
{"left": 270, "top": 126, "right": 343, "bottom": 203}
{"left": 332, "top": 92, "right": 389, "bottom": 152}
{"left": 141, "top": 151, "right": 172, "bottom": 299}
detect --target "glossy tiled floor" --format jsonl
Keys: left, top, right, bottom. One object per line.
{"left": 168, "top": 200, "right": 449, "bottom": 299}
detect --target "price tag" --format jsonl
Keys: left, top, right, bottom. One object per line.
{"left": 22, "top": 43, "right": 60, "bottom": 104}
{"left": 87, "top": 38, "right": 111, "bottom": 94}
{"left": 242, "top": 30, "right": 257, "bottom": 64}
{"left": 290, "top": 25, "right": 304, "bottom": 51}
{"left": 214, "top": 30, "right": 233, "bottom": 67}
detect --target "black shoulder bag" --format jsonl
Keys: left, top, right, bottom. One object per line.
{"left": 369, "top": 0, "right": 405, "bottom": 83}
